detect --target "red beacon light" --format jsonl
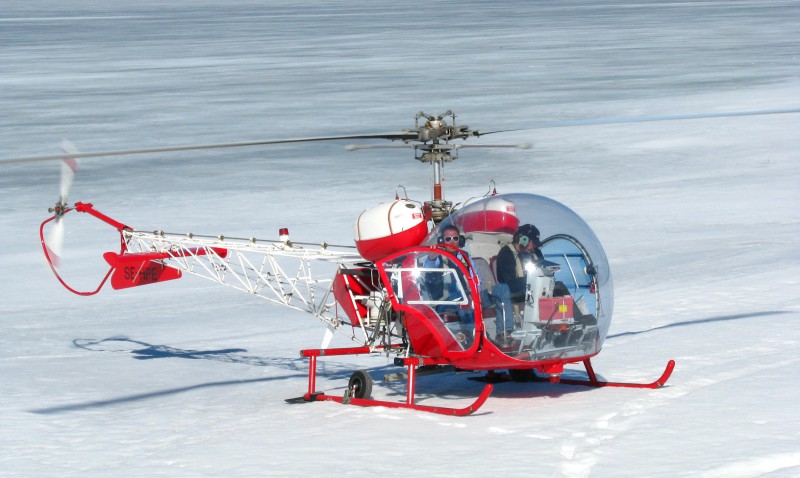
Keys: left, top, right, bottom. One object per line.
{"left": 279, "top": 227, "right": 290, "bottom": 243}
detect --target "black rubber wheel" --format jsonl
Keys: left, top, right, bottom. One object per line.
{"left": 348, "top": 370, "right": 373, "bottom": 399}
{"left": 509, "top": 368, "right": 535, "bottom": 383}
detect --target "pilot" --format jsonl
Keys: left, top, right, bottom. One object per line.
{"left": 417, "top": 225, "right": 476, "bottom": 344}
{"left": 424, "top": 224, "right": 515, "bottom": 345}
{"left": 420, "top": 225, "right": 468, "bottom": 301}
{"left": 496, "top": 223, "right": 542, "bottom": 305}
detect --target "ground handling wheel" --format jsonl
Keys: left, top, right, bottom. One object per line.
{"left": 348, "top": 370, "right": 373, "bottom": 399}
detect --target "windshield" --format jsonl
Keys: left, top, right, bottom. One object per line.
{"left": 380, "top": 248, "right": 479, "bottom": 356}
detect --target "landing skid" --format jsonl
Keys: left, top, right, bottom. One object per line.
{"left": 288, "top": 346, "right": 493, "bottom": 416}
{"left": 469, "top": 358, "right": 675, "bottom": 389}
{"left": 300, "top": 385, "right": 493, "bottom": 416}
{"left": 288, "top": 348, "right": 674, "bottom": 415}
{"left": 557, "top": 358, "right": 676, "bottom": 389}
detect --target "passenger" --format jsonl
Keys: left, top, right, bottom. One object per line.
{"left": 496, "top": 223, "right": 543, "bottom": 306}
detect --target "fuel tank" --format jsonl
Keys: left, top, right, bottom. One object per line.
{"left": 354, "top": 199, "right": 429, "bottom": 262}
{"left": 455, "top": 195, "right": 519, "bottom": 234}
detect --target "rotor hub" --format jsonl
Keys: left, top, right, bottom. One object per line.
{"left": 413, "top": 111, "right": 478, "bottom": 143}
{"left": 49, "top": 201, "right": 68, "bottom": 217}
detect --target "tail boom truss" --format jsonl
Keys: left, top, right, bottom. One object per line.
{"left": 122, "top": 230, "right": 363, "bottom": 326}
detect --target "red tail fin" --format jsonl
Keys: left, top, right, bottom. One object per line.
{"left": 103, "top": 253, "right": 182, "bottom": 290}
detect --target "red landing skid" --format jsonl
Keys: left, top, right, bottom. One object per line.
{"left": 290, "top": 346, "right": 492, "bottom": 416}
{"left": 556, "top": 358, "right": 676, "bottom": 389}
{"left": 289, "top": 346, "right": 675, "bottom": 416}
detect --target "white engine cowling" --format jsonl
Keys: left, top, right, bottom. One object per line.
{"left": 354, "top": 199, "right": 429, "bottom": 262}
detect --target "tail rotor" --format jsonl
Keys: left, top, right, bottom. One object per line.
{"left": 46, "top": 140, "right": 80, "bottom": 266}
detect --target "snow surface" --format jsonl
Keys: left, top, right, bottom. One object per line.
{"left": 1, "top": 1, "right": 799, "bottom": 477}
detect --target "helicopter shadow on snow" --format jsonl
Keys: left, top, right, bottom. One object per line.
{"left": 69, "top": 336, "right": 390, "bottom": 379}
{"left": 29, "top": 336, "right": 326, "bottom": 415}
{"left": 72, "top": 336, "right": 310, "bottom": 370}
{"left": 35, "top": 311, "right": 786, "bottom": 415}
{"left": 28, "top": 375, "right": 297, "bottom": 415}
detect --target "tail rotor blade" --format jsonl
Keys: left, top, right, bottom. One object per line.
{"left": 59, "top": 139, "right": 79, "bottom": 203}
{"left": 48, "top": 217, "right": 65, "bottom": 267}
{"left": 46, "top": 139, "right": 80, "bottom": 268}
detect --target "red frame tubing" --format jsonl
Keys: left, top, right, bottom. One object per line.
{"left": 104, "top": 247, "right": 229, "bottom": 266}
{"left": 73, "top": 202, "right": 131, "bottom": 231}
{"left": 299, "top": 348, "right": 493, "bottom": 416}
{"left": 556, "top": 358, "right": 676, "bottom": 389}
{"left": 308, "top": 385, "right": 493, "bottom": 417}
{"left": 40, "top": 202, "right": 131, "bottom": 296}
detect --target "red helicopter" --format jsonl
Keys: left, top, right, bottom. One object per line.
{"left": 11, "top": 108, "right": 797, "bottom": 415}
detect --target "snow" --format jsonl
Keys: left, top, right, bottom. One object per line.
{"left": 1, "top": 1, "right": 799, "bottom": 476}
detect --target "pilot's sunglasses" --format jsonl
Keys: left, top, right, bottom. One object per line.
{"left": 443, "top": 236, "right": 459, "bottom": 242}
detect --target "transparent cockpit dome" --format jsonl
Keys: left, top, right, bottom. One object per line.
{"left": 426, "top": 193, "right": 614, "bottom": 348}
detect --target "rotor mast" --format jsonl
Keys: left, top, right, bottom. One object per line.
{"left": 413, "top": 111, "right": 472, "bottom": 223}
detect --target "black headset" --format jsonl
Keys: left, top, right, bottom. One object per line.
{"left": 513, "top": 224, "right": 540, "bottom": 248}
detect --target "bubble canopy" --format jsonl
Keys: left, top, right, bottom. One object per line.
{"left": 427, "top": 193, "right": 614, "bottom": 349}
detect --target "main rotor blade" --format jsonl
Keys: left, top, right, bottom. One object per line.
{"left": 479, "top": 107, "right": 800, "bottom": 135}
{"left": 455, "top": 143, "right": 532, "bottom": 149}
{"left": 345, "top": 144, "right": 415, "bottom": 150}
{"left": 1, "top": 132, "right": 417, "bottom": 164}
{"left": 346, "top": 143, "right": 530, "bottom": 151}
{"left": 5, "top": 107, "right": 797, "bottom": 165}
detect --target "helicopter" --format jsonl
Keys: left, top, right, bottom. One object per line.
{"left": 9, "top": 108, "right": 799, "bottom": 416}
